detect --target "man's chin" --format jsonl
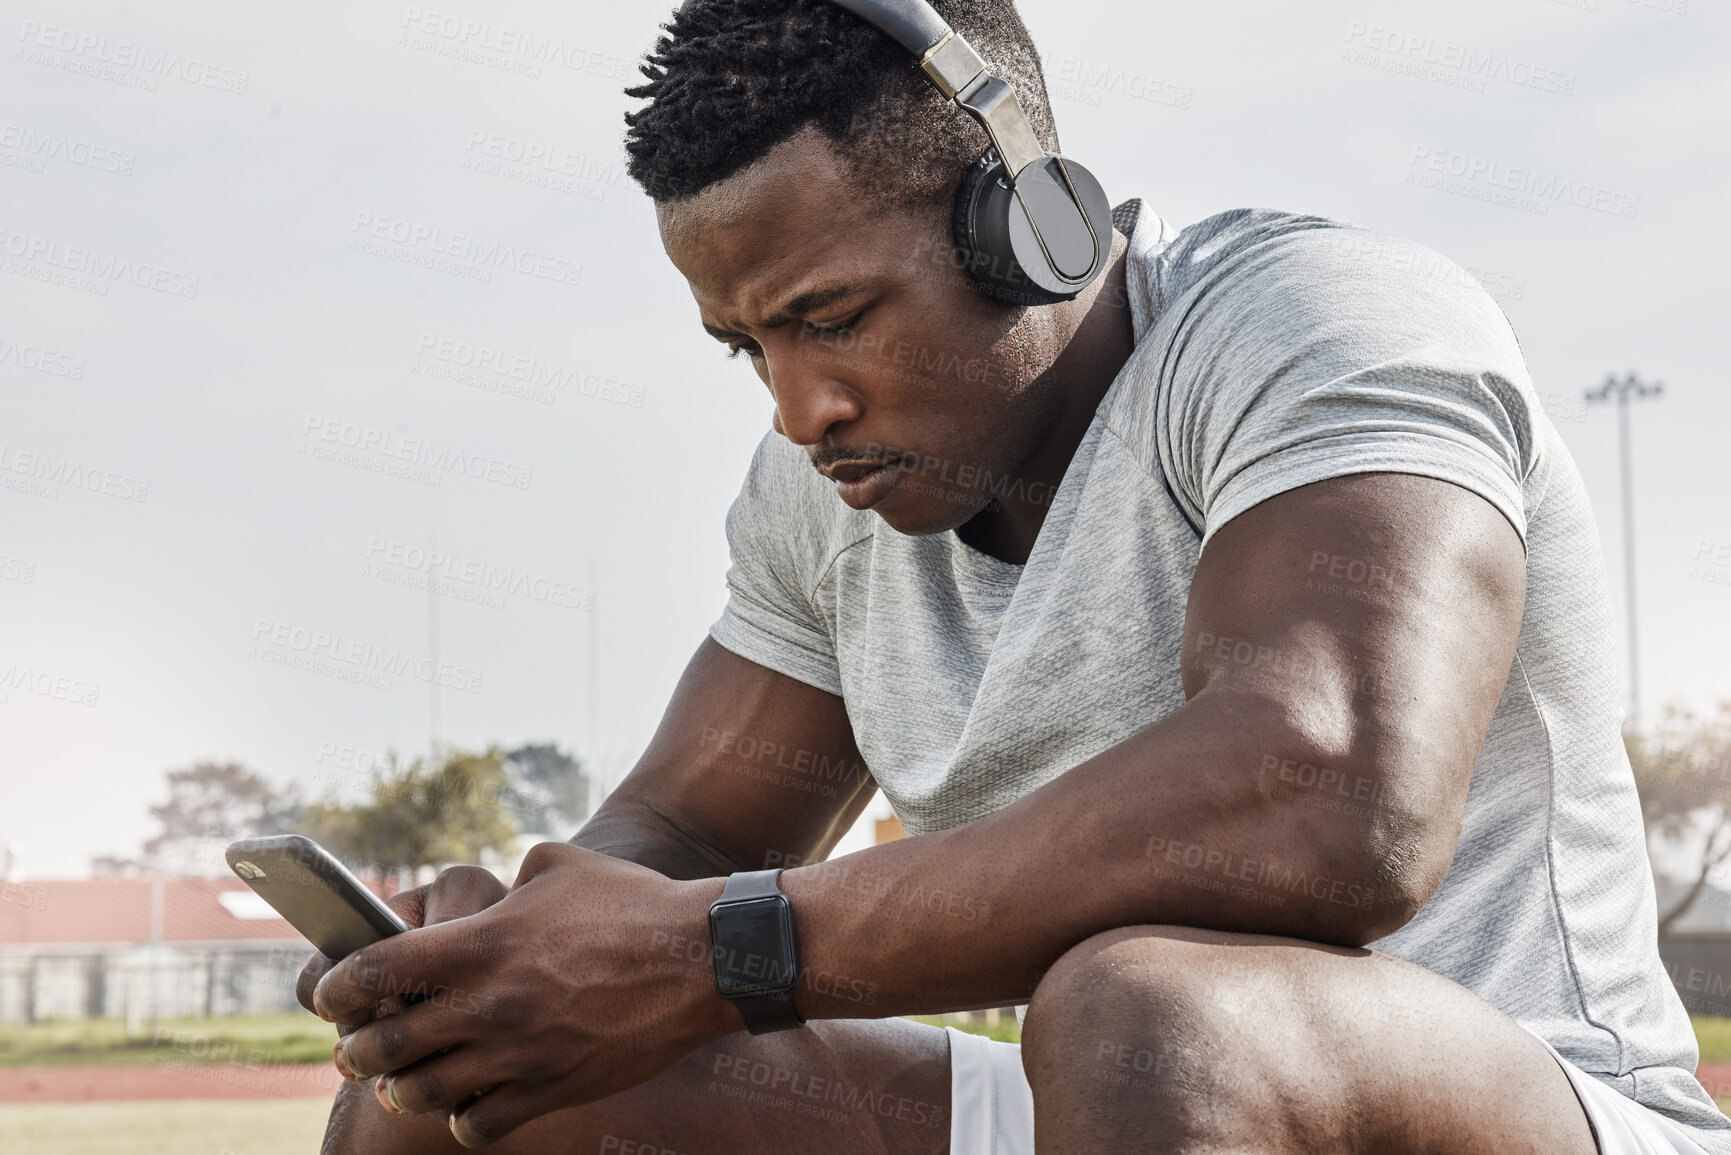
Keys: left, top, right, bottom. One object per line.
{"left": 866, "top": 488, "right": 990, "bottom": 537}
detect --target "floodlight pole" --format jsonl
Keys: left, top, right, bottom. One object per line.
{"left": 1582, "top": 372, "right": 1664, "bottom": 736}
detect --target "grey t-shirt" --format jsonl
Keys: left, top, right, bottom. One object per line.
{"left": 709, "top": 203, "right": 1727, "bottom": 1147}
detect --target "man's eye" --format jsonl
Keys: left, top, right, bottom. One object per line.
{"left": 802, "top": 309, "right": 867, "bottom": 341}
{"left": 726, "top": 340, "right": 763, "bottom": 360}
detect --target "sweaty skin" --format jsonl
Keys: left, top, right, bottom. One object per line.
{"left": 657, "top": 123, "right": 1134, "bottom": 564}
{"left": 303, "top": 126, "right": 1595, "bottom": 1154}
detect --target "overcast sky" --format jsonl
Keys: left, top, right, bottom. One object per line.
{"left": 3, "top": 0, "right": 1727, "bottom": 879}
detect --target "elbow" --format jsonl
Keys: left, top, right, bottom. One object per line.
{"left": 1329, "top": 807, "right": 1460, "bottom": 947}
{"left": 1328, "top": 874, "right": 1431, "bottom": 948}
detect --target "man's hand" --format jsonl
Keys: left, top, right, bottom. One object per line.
{"left": 308, "top": 843, "right": 736, "bottom": 1148}
{"left": 295, "top": 865, "right": 509, "bottom": 1038}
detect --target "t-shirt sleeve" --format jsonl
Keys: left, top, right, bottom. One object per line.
{"left": 708, "top": 433, "right": 846, "bottom": 697}
{"left": 1153, "top": 221, "right": 1540, "bottom": 553}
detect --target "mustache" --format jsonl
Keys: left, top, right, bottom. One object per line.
{"left": 807, "top": 443, "right": 912, "bottom": 474}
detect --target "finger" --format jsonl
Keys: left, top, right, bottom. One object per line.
{"left": 335, "top": 999, "right": 475, "bottom": 1081}
{"left": 330, "top": 992, "right": 411, "bottom": 1043}
{"left": 421, "top": 865, "right": 507, "bottom": 926}
{"left": 313, "top": 927, "right": 452, "bottom": 1025}
{"left": 373, "top": 1048, "right": 502, "bottom": 1117}
{"left": 385, "top": 883, "right": 432, "bottom": 929}
{"left": 447, "top": 1080, "right": 565, "bottom": 1149}
{"left": 296, "top": 952, "right": 338, "bottom": 1015}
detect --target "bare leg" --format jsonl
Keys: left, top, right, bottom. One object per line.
{"left": 321, "top": 1016, "right": 952, "bottom": 1154}
{"left": 1021, "top": 926, "right": 1598, "bottom": 1155}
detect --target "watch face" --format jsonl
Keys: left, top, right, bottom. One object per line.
{"left": 709, "top": 896, "right": 797, "bottom": 998}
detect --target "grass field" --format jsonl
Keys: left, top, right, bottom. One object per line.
{"left": 0, "top": 1012, "right": 335, "bottom": 1068}
{"left": 1695, "top": 1015, "right": 1731, "bottom": 1062}
{"left": 0, "top": 1099, "right": 330, "bottom": 1155}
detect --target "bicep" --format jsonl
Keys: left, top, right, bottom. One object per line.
{"left": 1182, "top": 472, "right": 1526, "bottom": 901}
{"left": 603, "top": 638, "right": 876, "bottom": 876}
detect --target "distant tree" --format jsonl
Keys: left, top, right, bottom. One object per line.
{"left": 1629, "top": 702, "right": 1731, "bottom": 935}
{"left": 93, "top": 762, "right": 301, "bottom": 875}
{"left": 299, "top": 747, "right": 521, "bottom": 887}
{"left": 503, "top": 743, "right": 590, "bottom": 836}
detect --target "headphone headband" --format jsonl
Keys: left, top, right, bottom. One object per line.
{"left": 668, "top": 0, "right": 1113, "bottom": 305}
{"left": 828, "top": 0, "right": 1044, "bottom": 180}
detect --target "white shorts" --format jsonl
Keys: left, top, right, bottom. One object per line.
{"left": 945, "top": 1025, "right": 1712, "bottom": 1155}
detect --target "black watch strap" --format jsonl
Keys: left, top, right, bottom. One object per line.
{"left": 712, "top": 869, "right": 805, "bottom": 1035}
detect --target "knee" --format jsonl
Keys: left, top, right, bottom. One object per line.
{"left": 1022, "top": 927, "right": 1198, "bottom": 1081}
{"left": 1021, "top": 927, "right": 1277, "bottom": 1111}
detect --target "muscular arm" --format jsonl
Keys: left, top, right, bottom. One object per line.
{"left": 317, "top": 638, "right": 876, "bottom": 1153}
{"left": 571, "top": 636, "right": 878, "bottom": 880}
{"left": 316, "top": 470, "right": 1525, "bottom": 1149}
{"left": 780, "top": 471, "right": 1525, "bottom": 1017}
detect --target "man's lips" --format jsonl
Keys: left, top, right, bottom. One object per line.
{"left": 822, "top": 459, "right": 899, "bottom": 511}
{"left": 822, "top": 460, "right": 890, "bottom": 484}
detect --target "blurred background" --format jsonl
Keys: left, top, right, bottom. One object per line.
{"left": 1, "top": 0, "right": 1727, "bottom": 1149}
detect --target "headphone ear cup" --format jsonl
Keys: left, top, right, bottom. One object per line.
{"left": 951, "top": 150, "right": 1070, "bottom": 307}
{"left": 951, "top": 149, "right": 1113, "bottom": 307}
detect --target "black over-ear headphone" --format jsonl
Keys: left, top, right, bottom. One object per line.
{"left": 823, "top": 0, "right": 1114, "bottom": 306}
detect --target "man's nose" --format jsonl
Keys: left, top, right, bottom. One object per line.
{"left": 767, "top": 352, "right": 864, "bottom": 446}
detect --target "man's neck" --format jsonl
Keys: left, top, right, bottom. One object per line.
{"left": 954, "top": 231, "right": 1136, "bottom": 566}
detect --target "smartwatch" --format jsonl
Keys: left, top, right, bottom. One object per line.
{"left": 707, "top": 869, "right": 805, "bottom": 1034}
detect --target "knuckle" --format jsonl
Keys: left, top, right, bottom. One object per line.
{"left": 519, "top": 840, "right": 564, "bottom": 874}
{"left": 441, "top": 864, "right": 488, "bottom": 887}
{"left": 386, "top": 884, "right": 429, "bottom": 922}
{"left": 454, "top": 1107, "right": 500, "bottom": 1147}
{"left": 295, "top": 956, "right": 328, "bottom": 1011}
{"left": 375, "top": 1023, "right": 408, "bottom": 1065}
{"left": 395, "top": 1070, "right": 443, "bottom": 1112}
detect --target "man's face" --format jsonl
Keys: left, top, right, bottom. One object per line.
{"left": 657, "top": 125, "right": 1071, "bottom": 536}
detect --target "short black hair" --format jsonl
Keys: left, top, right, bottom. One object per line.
{"left": 623, "top": 0, "right": 1059, "bottom": 209}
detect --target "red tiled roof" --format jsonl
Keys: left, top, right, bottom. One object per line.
{"left": 0, "top": 877, "right": 305, "bottom": 946}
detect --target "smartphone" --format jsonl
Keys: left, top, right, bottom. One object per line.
{"left": 225, "top": 834, "right": 411, "bottom": 960}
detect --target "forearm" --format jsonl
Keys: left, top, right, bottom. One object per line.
{"left": 570, "top": 792, "right": 751, "bottom": 881}
{"left": 779, "top": 688, "right": 1414, "bottom": 1020}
